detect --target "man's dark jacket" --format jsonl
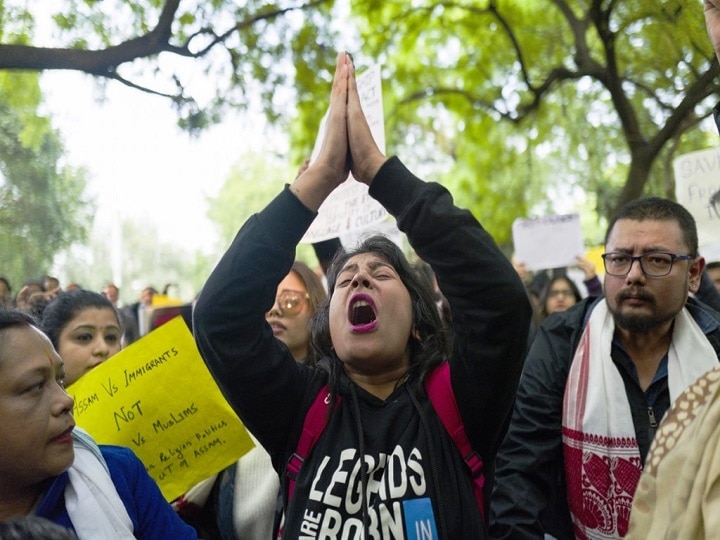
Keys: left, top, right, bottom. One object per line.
{"left": 489, "top": 296, "right": 720, "bottom": 539}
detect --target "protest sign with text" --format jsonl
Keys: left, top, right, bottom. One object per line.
{"left": 512, "top": 213, "right": 585, "bottom": 272}
{"left": 67, "top": 316, "right": 254, "bottom": 501}
{"left": 674, "top": 146, "right": 720, "bottom": 261}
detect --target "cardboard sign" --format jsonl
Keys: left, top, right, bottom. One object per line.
{"left": 674, "top": 146, "right": 720, "bottom": 262}
{"left": 67, "top": 316, "right": 254, "bottom": 501}
{"left": 301, "top": 64, "right": 390, "bottom": 243}
{"left": 512, "top": 213, "right": 584, "bottom": 271}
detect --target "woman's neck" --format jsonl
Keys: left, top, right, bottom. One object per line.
{"left": 346, "top": 364, "right": 411, "bottom": 400}
{"left": 0, "top": 484, "right": 42, "bottom": 521}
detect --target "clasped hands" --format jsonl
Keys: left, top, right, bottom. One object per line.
{"left": 290, "top": 52, "right": 387, "bottom": 212}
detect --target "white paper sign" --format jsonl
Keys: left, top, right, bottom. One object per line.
{"left": 512, "top": 213, "right": 584, "bottom": 271}
{"left": 673, "top": 146, "right": 720, "bottom": 262}
{"left": 301, "top": 64, "right": 389, "bottom": 244}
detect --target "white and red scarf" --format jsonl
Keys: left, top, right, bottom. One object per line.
{"left": 562, "top": 301, "right": 716, "bottom": 539}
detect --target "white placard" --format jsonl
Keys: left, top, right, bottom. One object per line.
{"left": 301, "top": 64, "right": 389, "bottom": 244}
{"left": 512, "top": 213, "right": 584, "bottom": 271}
{"left": 673, "top": 146, "right": 720, "bottom": 262}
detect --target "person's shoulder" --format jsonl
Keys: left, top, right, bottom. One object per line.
{"left": 100, "top": 445, "right": 144, "bottom": 472}
{"left": 531, "top": 297, "right": 599, "bottom": 358}
{"left": 686, "top": 296, "right": 720, "bottom": 341}
{"left": 688, "top": 296, "right": 720, "bottom": 320}
{"left": 542, "top": 296, "right": 598, "bottom": 333}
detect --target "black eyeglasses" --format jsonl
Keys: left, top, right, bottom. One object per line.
{"left": 270, "top": 289, "right": 310, "bottom": 317}
{"left": 601, "top": 252, "right": 694, "bottom": 277}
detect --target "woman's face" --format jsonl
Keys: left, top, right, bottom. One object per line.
{"left": 266, "top": 271, "right": 313, "bottom": 361}
{"left": 329, "top": 252, "right": 414, "bottom": 375}
{"left": 0, "top": 326, "right": 75, "bottom": 497}
{"left": 545, "top": 278, "right": 578, "bottom": 315}
{"left": 57, "top": 307, "right": 122, "bottom": 386}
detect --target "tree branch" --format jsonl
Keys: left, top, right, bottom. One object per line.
{"left": 0, "top": 0, "right": 332, "bottom": 101}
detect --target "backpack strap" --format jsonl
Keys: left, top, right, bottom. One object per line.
{"left": 285, "top": 367, "right": 485, "bottom": 523}
{"left": 424, "top": 362, "right": 485, "bottom": 520}
{"left": 286, "top": 385, "right": 341, "bottom": 502}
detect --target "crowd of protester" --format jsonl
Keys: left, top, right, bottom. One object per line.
{"left": 0, "top": 3, "right": 719, "bottom": 538}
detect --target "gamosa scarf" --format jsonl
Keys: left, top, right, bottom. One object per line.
{"left": 562, "top": 301, "right": 716, "bottom": 539}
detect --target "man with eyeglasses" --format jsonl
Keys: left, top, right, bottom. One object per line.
{"left": 490, "top": 197, "right": 720, "bottom": 540}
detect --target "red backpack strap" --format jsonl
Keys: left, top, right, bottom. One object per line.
{"left": 286, "top": 385, "right": 341, "bottom": 502}
{"left": 424, "top": 362, "right": 485, "bottom": 520}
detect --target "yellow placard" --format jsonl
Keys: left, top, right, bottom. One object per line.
{"left": 586, "top": 246, "right": 606, "bottom": 277}
{"left": 67, "top": 316, "right": 254, "bottom": 501}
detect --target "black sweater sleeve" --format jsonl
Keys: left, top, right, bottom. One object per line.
{"left": 369, "top": 157, "right": 532, "bottom": 462}
{"left": 193, "top": 157, "right": 531, "bottom": 470}
{"left": 193, "top": 186, "right": 324, "bottom": 454}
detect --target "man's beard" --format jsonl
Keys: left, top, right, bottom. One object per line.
{"left": 609, "top": 290, "right": 675, "bottom": 334}
{"left": 610, "top": 310, "right": 675, "bottom": 334}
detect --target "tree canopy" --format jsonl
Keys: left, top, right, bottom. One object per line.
{"left": 1, "top": 0, "right": 718, "bottom": 251}
{"left": 0, "top": 71, "right": 92, "bottom": 291}
{"left": 342, "top": 0, "right": 720, "bottom": 243}
{"left": 0, "top": 0, "right": 339, "bottom": 133}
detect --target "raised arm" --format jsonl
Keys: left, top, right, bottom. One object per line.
{"left": 193, "top": 53, "right": 358, "bottom": 453}
{"left": 291, "top": 52, "right": 354, "bottom": 210}
{"left": 346, "top": 60, "right": 531, "bottom": 461}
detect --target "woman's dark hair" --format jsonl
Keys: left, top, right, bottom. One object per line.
{"left": 290, "top": 261, "right": 328, "bottom": 367}
{"left": 0, "top": 308, "right": 36, "bottom": 330}
{"left": 0, "top": 309, "right": 38, "bottom": 364}
{"left": 310, "top": 235, "right": 449, "bottom": 393}
{"left": 41, "top": 289, "right": 120, "bottom": 349}
{"left": 291, "top": 261, "right": 327, "bottom": 315}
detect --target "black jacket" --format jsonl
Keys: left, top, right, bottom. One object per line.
{"left": 193, "top": 157, "right": 532, "bottom": 539}
{"left": 489, "top": 296, "right": 720, "bottom": 539}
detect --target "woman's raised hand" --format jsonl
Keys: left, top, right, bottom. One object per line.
{"left": 290, "top": 52, "right": 352, "bottom": 211}
{"left": 346, "top": 55, "right": 387, "bottom": 186}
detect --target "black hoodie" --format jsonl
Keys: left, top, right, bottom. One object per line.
{"left": 193, "top": 157, "right": 531, "bottom": 539}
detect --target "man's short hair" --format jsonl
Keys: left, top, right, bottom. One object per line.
{"left": 604, "top": 197, "right": 699, "bottom": 256}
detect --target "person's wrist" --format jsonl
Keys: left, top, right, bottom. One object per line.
{"left": 290, "top": 164, "right": 345, "bottom": 211}
{"left": 356, "top": 154, "right": 387, "bottom": 185}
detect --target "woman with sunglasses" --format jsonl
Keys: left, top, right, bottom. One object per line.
{"left": 176, "top": 267, "right": 330, "bottom": 538}
{"left": 266, "top": 261, "right": 328, "bottom": 364}
{"left": 208, "top": 261, "right": 328, "bottom": 540}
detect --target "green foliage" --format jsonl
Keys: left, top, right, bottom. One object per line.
{"left": 336, "top": 0, "right": 719, "bottom": 246}
{"left": 206, "top": 150, "right": 319, "bottom": 266}
{"left": 3, "top": 0, "right": 718, "bottom": 286}
{"left": 0, "top": 85, "right": 92, "bottom": 291}
{"left": 3, "top": 1, "right": 340, "bottom": 137}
